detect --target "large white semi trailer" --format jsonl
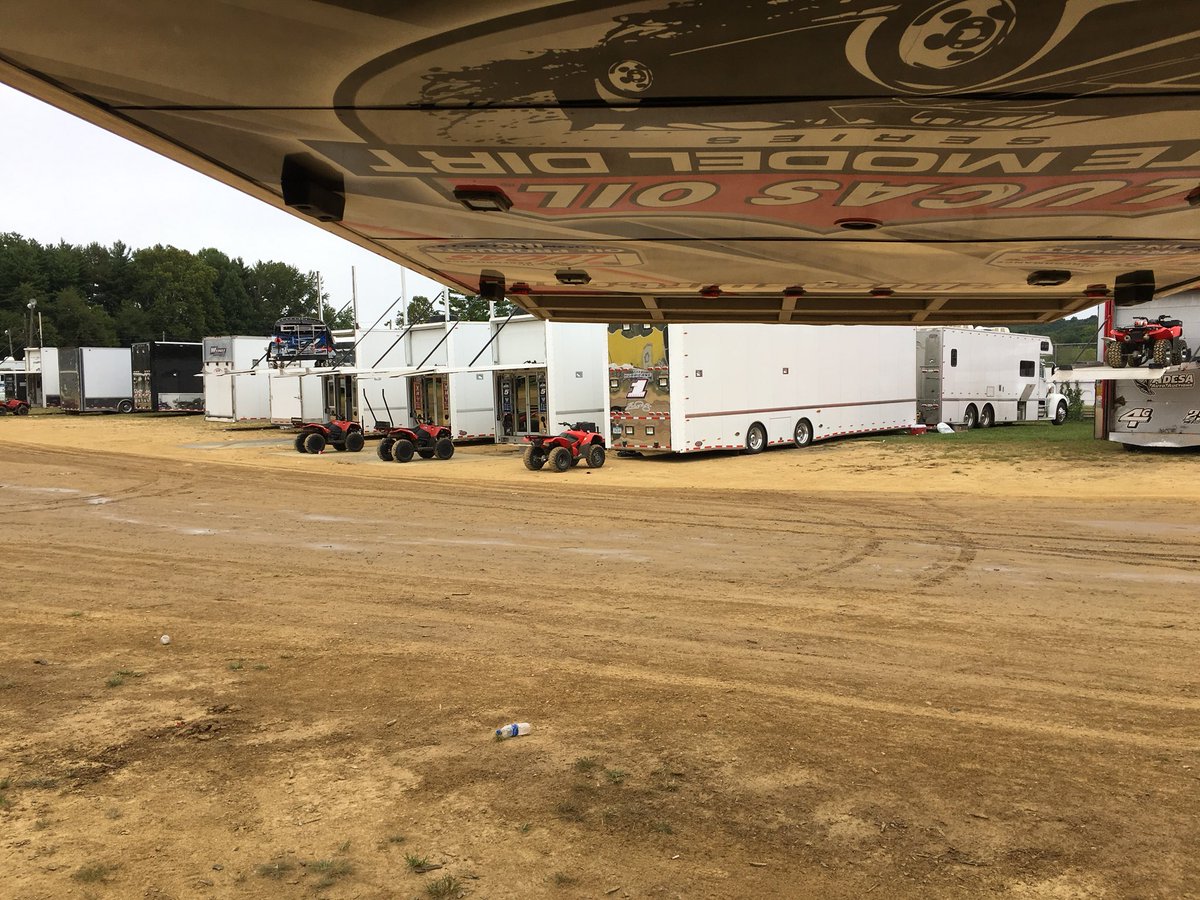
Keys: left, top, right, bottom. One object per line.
{"left": 59, "top": 347, "right": 134, "bottom": 413}
{"left": 203, "top": 336, "right": 271, "bottom": 422}
{"left": 608, "top": 324, "right": 916, "bottom": 454}
{"left": 916, "top": 327, "right": 1068, "bottom": 428}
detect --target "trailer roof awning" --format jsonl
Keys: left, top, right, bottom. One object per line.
{"left": 3, "top": 1, "right": 1200, "bottom": 324}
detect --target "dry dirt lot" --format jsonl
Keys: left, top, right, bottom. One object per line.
{"left": 1, "top": 414, "right": 1198, "bottom": 900}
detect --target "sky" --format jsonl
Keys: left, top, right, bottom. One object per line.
{"left": 0, "top": 83, "right": 448, "bottom": 326}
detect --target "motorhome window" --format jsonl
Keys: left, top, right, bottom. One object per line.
{"left": 1019, "top": 360, "right": 1035, "bottom": 377}
{"left": 950, "top": 349, "right": 958, "bottom": 367}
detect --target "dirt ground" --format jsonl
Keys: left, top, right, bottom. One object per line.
{"left": 1, "top": 414, "right": 1198, "bottom": 900}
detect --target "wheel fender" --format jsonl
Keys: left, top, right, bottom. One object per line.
{"left": 1047, "top": 390, "right": 1067, "bottom": 409}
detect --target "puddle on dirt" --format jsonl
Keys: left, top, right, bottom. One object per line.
{"left": 86, "top": 497, "right": 113, "bottom": 505}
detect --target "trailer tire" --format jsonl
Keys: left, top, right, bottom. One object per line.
{"left": 523, "top": 445, "right": 547, "bottom": 471}
{"left": 344, "top": 431, "right": 365, "bottom": 453}
{"left": 548, "top": 446, "right": 572, "bottom": 472}
{"left": 117, "top": 399, "right": 134, "bottom": 414}
{"left": 793, "top": 418, "right": 813, "bottom": 448}
{"left": 979, "top": 405, "right": 994, "bottom": 428}
{"left": 745, "top": 422, "right": 767, "bottom": 454}
{"left": 1104, "top": 341, "right": 1125, "bottom": 368}
{"left": 304, "top": 432, "right": 327, "bottom": 454}
{"left": 434, "top": 437, "right": 455, "bottom": 460}
{"left": 586, "top": 443, "right": 606, "bottom": 468}
{"left": 1052, "top": 399, "right": 1069, "bottom": 426}
{"left": 294, "top": 433, "right": 309, "bottom": 453}
{"left": 376, "top": 437, "right": 394, "bottom": 461}
{"left": 963, "top": 405, "right": 978, "bottom": 429}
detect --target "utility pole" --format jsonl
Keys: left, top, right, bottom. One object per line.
{"left": 26, "top": 299, "right": 37, "bottom": 349}
{"left": 4, "top": 328, "right": 12, "bottom": 360}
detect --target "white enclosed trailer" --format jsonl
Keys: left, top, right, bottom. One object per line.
{"left": 59, "top": 347, "right": 133, "bottom": 413}
{"left": 268, "top": 362, "right": 326, "bottom": 425}
{"left": 608, "top": 324, "right": 915, "bottom": 454}
{"left": 203, "top": 336, "right": 271, "bottom": 422}
{"left": 1089, "top": 294, "right": 1200, "bottom": 449}
{"left": 916, "top": 327, "right": 1067, "bottom": 428}
{"left": 24, "top": 347, "right": 60, "bottom": 407}
{"left": 485, "top": 316, "right": 608, "bottom": 442}
{"left": 404, "top": 320, "right": 493, "bottom": 439}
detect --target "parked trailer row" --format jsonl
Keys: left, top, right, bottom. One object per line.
{"left": 607, "top": 324, "right": 1063, "bottom": 455}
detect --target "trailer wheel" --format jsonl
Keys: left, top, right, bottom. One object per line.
{"left": 523, "top": 445, "right": 547, "bottom": 471}
{"left": 304, "top": 432, "right": 327, "bottom": 454}
{"left": 1104, "top": 341, "right": 1125, "bottom": 368}
{"left": 745, "top": 423, "right": 767, "bottom": 453}
{"left": 548, "top": 446, "right": 572, "bottom": 472}
{"left": 1052, "top": 399, "right": 1069, "bottom": 426}
{"left": 344, "top": 431, "right": 365, "bottom": 453}
{"left": 376, "top": 437, "right": 395, "bottom": 461}
{"left": 434, "top": 437, "right": 455, "bottom": 460}
{"left": 963, "top": 405, "right": 978, "bottom": 429}
{"left": 417, "top": 447, "right": 436, "bottom": 459}
{"left": 391, "top": 438, "right": 416, "bottom": 463}
{"left": 117, "top": 399, "right": 134, "bottom": 414}
{"left": 979, "top": 405, "right": 994, "bottom": 428}
{"left": 293, "top": 433, "right": 309, "bottom": 453}
{"left": 793, "top": 418, "right": 813, "bottom": 448}
{"left": 586, "top": 443, "right": 606, "bottom": 469}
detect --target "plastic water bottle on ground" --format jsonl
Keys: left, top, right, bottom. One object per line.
{"left": 495, "top": 722, "right": 531, "bottom": 740}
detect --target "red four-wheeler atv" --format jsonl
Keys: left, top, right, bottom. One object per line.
{"left": 376, "top": 421, "right": 455, "bottom": 463}
{"left": 293, "top": 419, "right": 365, "bottom": 454}
{"left": 523, "top": 422, "right": 606, "bottom": 473}
{"left": 1104, "top": 316, "right": 1190, "bottom": 367}
{"left": 1, "top": 397, "right": 30, "bottom": 416}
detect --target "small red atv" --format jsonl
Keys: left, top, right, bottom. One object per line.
{"left": 1104, "top": 315, "right": 1190, "bottom": 367}
{"left": 293, "top": 419, "right": 365, "bottom": 454}
{"left": 523, "top": 421, "right": 606, "bottom": 472}
{"left": 376, "top": 421, "right": 455, "bottom": 463}
{"left": 1, "top": 397, "right": 30, "bottom": 416}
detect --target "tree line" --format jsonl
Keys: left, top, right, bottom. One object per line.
{"left": 0, "top": 233, "right": 509, "bottom": 360}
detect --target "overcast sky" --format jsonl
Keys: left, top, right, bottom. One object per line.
{"left": 0, "top": 83, "right": 447, "bottom": 326}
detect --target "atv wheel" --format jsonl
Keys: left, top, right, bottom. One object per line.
{"left": 304, "top": 432, "right": 327, "bottom": 454}
{"left": 523, "top": 445, "right": 547, "bottom": 471}
{"left": 15, "top": 404, "right": 29, "bottom": 416}
{"left": 1153, "top": 339, "right": 1173, "bottom": 366}
{"left": 391, "top": 438, "right": 415, "bottom": 463}
{"left": 417, "top": 447, "right": 436, "bottom": 459}
{"left": 1104, "top": 341, "right": 1125, "bottom": 368}
{"left": 332, "top": 441, "right": 347, "bottom": 451}
{"left": 586, "top": 443, "right": 606, "bottom": 469}
{"left": 376, "top": 437, "right": 394, "bottom": 461}
{"left": 344, "top": 431, "right": 365, "bottom": 453}
{"left": 963, "top": 405, "right": 978, "bottom": 430}
{"left": 745, "top": 422, "right": 767, "bottom": 453}
{"left": 979, "top": 404, "right": 994, "bottom": 428}
{"left": 1052, "top": 399, "right": 1069, "bottom": 426}
{"left": 434, "top": 437, "right": 455, "bottom": 460}
{"left": 548, "top": 446, "right": 572, "bottom": 472}
{"left": 293, "top": 433, "right": 309, "bottom": 454}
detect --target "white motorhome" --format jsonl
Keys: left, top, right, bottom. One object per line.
{"left": 1093, "top": 293, "right": 1200, "bottom": 449}
{"left": 916, "top": 327, "right": 1067, "bottom": 428}
{"left": 59, "top": 347, "right": 133, "bottom": 413}
{"left": 608, "top": 324, "right": 915, "bottom": 454}
{"left": 203, "top": 336, "right": 271, "bottom": 422}
{"left": 24, "top": 347, "right": 59, "bottom": 407}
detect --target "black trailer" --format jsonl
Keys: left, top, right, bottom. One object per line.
{"left": 131, "top": 341, "right": 203, "bottom": 412}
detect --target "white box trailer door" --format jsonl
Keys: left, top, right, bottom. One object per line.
{"left": 546, "top": 323, "right": 607, "bottom": 431}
